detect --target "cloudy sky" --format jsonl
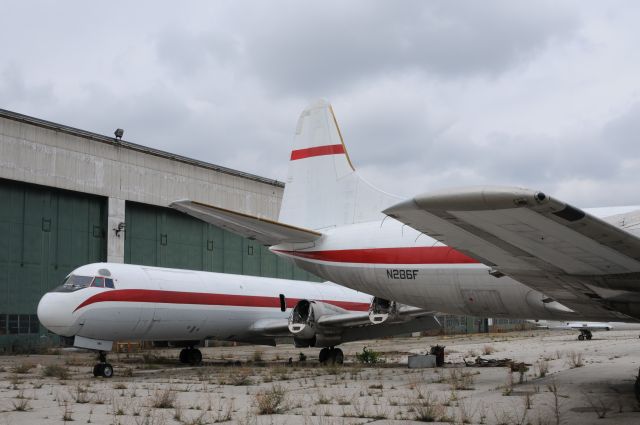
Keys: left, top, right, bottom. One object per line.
{"left": 2, "top": 1, "right": 640, "bottom": 207}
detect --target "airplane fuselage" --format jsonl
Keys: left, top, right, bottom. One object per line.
{"left": 272, "top": 216, "right": 616, "bottom": 322}
{"left": 37, "top": 263, "right": 371, "bottom": 344}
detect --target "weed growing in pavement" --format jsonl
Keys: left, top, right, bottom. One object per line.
{"left": 447, "top": 368, "right": 475, "bottom": 390}
{"left": 151, "top": 388, "right": 177, "bottom": 409}
{"left": 71, "top": 382, "right": 90, "bottom": 403}
{"left": 255, "top": 385, "right": 287, "bottom": 415}
{"left": 566, "top": 351, "right": 584, "bottom": 368}
{"left": 536, "top": 359, "right": 549, "bottom": 378}
{"left": 11, "top": 395, "right": 31, "bottom": 412}
{"left": 43, "top": 364, "right": 70, "bottom": 379}
{"left": 547, "top": 380, "right": 564, "bottom": 425}
{"left": 317, "top": 392, "right": 332, "bottom": 404}
{"left": 12, "top": 362, "right": 35, "bottom": 374}
{"left": 355, "top": 347, "right": 382, "bottom": 364}
{"left": 483, "top": 345, "right": 496, "bottom": 355}
{"left": 61, "top": 401, "right": 74, "bottom": 422}
{"left": 226, "top": 368, "right": 253, "bottom": 386}
{"left": 412, "top": 391, "right": 446, "bottom": 422}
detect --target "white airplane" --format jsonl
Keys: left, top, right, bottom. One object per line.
{"left": 530, "top": 320, "right": 640, "bottom": 340}
{"left": 172, "top": 99, "right": 640, "bottom": 327}
{"left": 37, "top": 262, "right": 438, "bottom": 377}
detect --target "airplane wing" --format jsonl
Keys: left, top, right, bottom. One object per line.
{"left": 170, "top": 200, "right": 321, "bottom": 245}
{"left": 384, "top": 186, "right": 640, "bottom": 321}
{"left": 249, "top": 307, "right": 439, "bottom": 337}
{"left": 316, "top": 306, "right": 432, "bottom": 327}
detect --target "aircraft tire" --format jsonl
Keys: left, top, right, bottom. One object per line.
{"left": 586, "top": 334, "right": 592, "bottom": 340}
{"left": 102, "top": 363, "right": 114, "bottom": 378}
{"left": 578, "top": 334, "right": 585, "bottom": 341}
{"left": 333, "top": 348, "right": 344, "bottom": 365}
{"left": 189, "top": 349, "right": 202, "bottom": 365}
{"left": 319, "top": 348, "right": 330, "bottom": 364}
{"left": 93, "top": 364, "right": 103, "bottom": 377}
{"left": 179, "top": 349, "right": 188, "bottom": 364}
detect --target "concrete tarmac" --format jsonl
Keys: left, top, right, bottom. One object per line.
{"left": 0, "top": 329, "right": 639, "bottom": 424}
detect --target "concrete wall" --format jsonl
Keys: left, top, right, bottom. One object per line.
{"left": 0, "top": 110, "right": 284, "bottom": 220}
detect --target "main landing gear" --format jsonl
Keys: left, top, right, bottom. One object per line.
{"left": 318, "top": 347, "right": 344, "bottom": 364}
{"left": 93, "top": 351, "right": 114, "bottom": 378}
{"left": 578, "top": 330, "right": 593, "bottom": 341}
{"left": 179, "top": 347, "right": 202, "bottom": 365}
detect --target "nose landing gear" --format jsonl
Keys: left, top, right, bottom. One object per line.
{"left": 93, "top": 351, "right": 113, "bottom": 378}
{"left": 179, "top": 347, "right": 203, "bottom": 365}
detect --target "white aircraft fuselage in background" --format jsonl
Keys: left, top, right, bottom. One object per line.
{"left": 37, "top": 262, "right": 436, "bottom": 352}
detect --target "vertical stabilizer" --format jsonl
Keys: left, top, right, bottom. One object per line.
{"left": 279, "top": 100, "right": 400, "bottom": 230}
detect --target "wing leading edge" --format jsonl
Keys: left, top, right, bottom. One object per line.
{"left": 171, "top": 200, "right": 321, "bottom": 246}
{"left": 384, "top": 186, "right": 640, "bottom": 321}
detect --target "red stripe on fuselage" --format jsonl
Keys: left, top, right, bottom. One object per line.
{"left": 290, "top": 144, "right": 345, "bottom": 160}
{"left": 73, "top": 289, "right": 370, "bottom": 312}
{"left": 274, "top": 246, "right": 479, "bottom": 265}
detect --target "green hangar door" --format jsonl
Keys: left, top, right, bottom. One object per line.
{"left": 124, "top": 201, "right": 322, "bottom": 281}
{"left": 0, "top": 179, "right": 106, "bottom": 352}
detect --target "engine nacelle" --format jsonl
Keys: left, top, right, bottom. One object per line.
{"left": 288, "top": 299, "right": 347, "bottom": 347}
{"left": 368, "top": 297, "right": 398, "bottom": 324}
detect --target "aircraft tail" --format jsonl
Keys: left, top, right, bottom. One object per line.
{"left": 279, "top": 100, "right": 400, "bottom": 230}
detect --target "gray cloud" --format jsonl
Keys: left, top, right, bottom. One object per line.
{"left": 242, "top": 1, "right": 578, "bottom": 95}
{"left": 1, "top": 1, "right": 640, "bottom": 209}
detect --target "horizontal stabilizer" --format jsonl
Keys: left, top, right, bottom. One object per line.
{"left": 171, "top": 200, "right": 321, "bottom": 246}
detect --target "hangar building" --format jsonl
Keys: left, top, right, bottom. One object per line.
{"left": 0, "top": 108, "right": 321, "bottom": 352}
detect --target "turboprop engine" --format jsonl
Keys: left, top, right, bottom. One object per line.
{"left": 288, "top": 299, "right": 345, "bottom": 348}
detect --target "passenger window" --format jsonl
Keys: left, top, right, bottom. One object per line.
{"left": 105, "top": 278, "right": 115, "bottom": 289}
{"left": 92, "top": 277, "right": 105, "bottom": 288}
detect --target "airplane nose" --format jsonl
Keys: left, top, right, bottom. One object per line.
{"left": 37, "top": 293, "right": 78, "bottom": 337}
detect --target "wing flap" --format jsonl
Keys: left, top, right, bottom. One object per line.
{"left": 171, "top": 200, "right": 321, "bottom": 246}
{"left": 317, "top": 306, "right": 434, "bottom": 327}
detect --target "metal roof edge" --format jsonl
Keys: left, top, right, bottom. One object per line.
{"left": 0, "top": 108, "right": 285, "bottom": 188}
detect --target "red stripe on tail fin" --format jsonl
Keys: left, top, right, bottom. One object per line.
{"left": 290, "top": 144, "right": 345, "bottom": 161}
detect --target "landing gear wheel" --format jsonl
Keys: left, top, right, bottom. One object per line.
{"left": 332, "top": 348, "right": 344, "bottom": 365}
{"left": 93, "top": 364, "right": 103, "bottom": 377}
{"left": 188, "top": 349, "right": 202, "bottom": 365}
{"left": 101, "top": 363, "right": 114, "bottom": 378}
{"left": 93, "top": 351, "right": 113, "bottom": 378}
{"left": 179, "top": 348, "right": 188, "bottom": 364}
{"left": 319, "top": 348, "right": 330, "bottom": 364}
{"left": 578, "top": 330, "right": 592, "bottom": 341}
{"left": 324, "top": 347, "right": 344, "bottom": 365}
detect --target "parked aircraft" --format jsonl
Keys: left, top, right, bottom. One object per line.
{"left": 37, "top": 262, "right": 438, "bottom": 377}
{"left": 530, "top": 320, "right": 640, "bottom": 340}
{"left": 172, "top": 99, "right": 640, "bottom": 326}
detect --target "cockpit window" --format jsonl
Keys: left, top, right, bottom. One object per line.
{"left": 91, "top": 277, "right": 105, "bottom": 288}
{"left": 53, "top": 274, "right": 116, "bottom": 292}
{"left": 62, "top": 275, "right": 94, "bottom": 290}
